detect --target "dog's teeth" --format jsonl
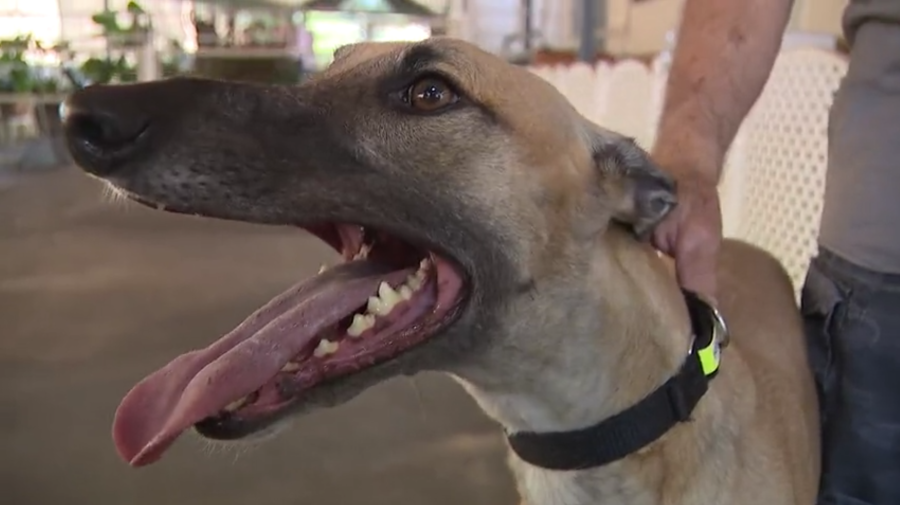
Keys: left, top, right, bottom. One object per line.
{"left": 224, "top": 396, "right": 250, "bottom": 412}
{"left": 318, "top": 264, "right": 328, "bottom": 274}
{"left": 414, "top": 259, "right": 430, "bottom": 283}
{"left": 365, "top": 282, "right": 403, "bottom": 316}
{"left": 281, "top": 361, "right": 301, "bottom": 372}
{"left": 353, "top": 243, "right": 372, "bottom": 260}
{"left": 367, "top": 296, "right": 389, "bottom": 316}
{"left": 313, "top": 339, "right": 340, "bottom": 357}
{"left": 405, "top": 267, "right": 428, "bottom": 290}
{"left": 155, "top": 202, "right": 165, "bottom": 210}
{"left": 347, "top": 313, "right": 376, "bottom": 337}
{"left": 378, "top": 281, "right": 402, "bottom": 306}
{"left": 364, "top": 280, "right": 413, "bottom": 319}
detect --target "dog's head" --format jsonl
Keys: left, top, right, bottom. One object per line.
{"left": 63, "top": 38, "right": 676, "bottom": 466}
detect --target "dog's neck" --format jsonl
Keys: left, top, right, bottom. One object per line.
{"left": 452, "top": 230, "right": 708, "bottom": 505}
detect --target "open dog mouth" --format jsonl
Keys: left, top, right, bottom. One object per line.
{"left": 112, "top": 205, "right": 468, "bottom": 468}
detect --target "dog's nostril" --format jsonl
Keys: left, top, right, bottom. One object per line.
{"left": 63, "top": 103, "right": 151, "bottom": 177}
{"left": 67, "top": 111, "right": 146, "bottom": 151}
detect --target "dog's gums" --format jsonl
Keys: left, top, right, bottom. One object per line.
{"left": 111, "top": 216, "right": 467, "bottom": 467}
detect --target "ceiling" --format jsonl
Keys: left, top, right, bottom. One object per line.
{"left": 190, "top": 0, "right": 439, "bottom": 16}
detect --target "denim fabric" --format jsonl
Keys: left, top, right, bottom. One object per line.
{"left": 801, "top": 248, "right": 900, "bottom": 505}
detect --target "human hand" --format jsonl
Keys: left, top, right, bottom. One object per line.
{"left": 650, "top": 168, "right": 723, "bottom": 304}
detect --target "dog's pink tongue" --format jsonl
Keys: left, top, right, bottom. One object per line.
{"left": 112, "top": 261, "right": 409, "bottom": 468}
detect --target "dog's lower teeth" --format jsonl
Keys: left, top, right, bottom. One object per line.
{"left": 281, "top": 361, "right": 302, "bottom": 372}
{"left": 362, "top": 265, "right": 429, "bottom": 319}
{"left": 313, "top": 339, "right": 340, "bottom": 357}
{"left": 318, "top": 264, "right": 328, "bottom": 274}
{"left": 366, "top": 296, "right": 390, "bottom": 317}
{"left": 312, "top": 256, "right": 432, "bottom": 347}
{"left": 347, "top": 313, "right": 376, "bottom": 337}
{"left": 378, "top": 281, "right": 402, "bottom": 305}
{"left": 224, "top": 396, "right": 250, "bottom": 412}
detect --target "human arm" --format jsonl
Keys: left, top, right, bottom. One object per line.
{"left": 650, "top": 0, "right": 795, "bottom": 301}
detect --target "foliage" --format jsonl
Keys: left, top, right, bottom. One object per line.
{"left": 91, "top": 1, "right": 150, "bottom": 48}
{"left": 0, "top": 34, "right": 68, "bottom": 94}
{"left": 79, "top": 56, "right": 137, "bottom": 85}
{"left": 80, "top": 0, "right": 146, "bottom": 84}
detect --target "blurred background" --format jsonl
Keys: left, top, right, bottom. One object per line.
{"left": 1, "top": 1, "right": 849, "bottom": 504}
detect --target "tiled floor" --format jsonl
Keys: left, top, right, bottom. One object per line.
{"left": 0, "top": 167, "right": 517, "bottom": 505}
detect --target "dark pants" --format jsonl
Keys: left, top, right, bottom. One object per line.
{"left": 801, "top": 248, "right": 900, "bottom": 505}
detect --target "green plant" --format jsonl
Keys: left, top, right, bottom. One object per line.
{"left": 0, "top": 35, "right": 67, "bottom": 94}
{"left": 91, "top": 1, "right": 150, "bottom": 47}
{"left": 80, "top": 55, "right": 137, "bottom": 85}
{"left": 0, "top": 35, "right": 35, "bottom": 93}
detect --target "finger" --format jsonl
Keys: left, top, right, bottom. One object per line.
{"left": 678, "top": 259, "right": 718, "bottom": 305}
{"left": 650, "top": 215, "right": 680, "bottom": 257}
{"left": 675, "top": 234, "right": 720, "bottom": 304}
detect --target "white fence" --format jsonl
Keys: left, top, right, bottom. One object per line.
{"left": 529, "top": 48, "right": 849, "bottom": 296}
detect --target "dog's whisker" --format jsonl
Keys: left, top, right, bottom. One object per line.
{"left": 98, "top": 182, "right": 137, "bottom": 216}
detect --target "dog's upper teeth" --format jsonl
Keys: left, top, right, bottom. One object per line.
{"left": 155, "top": 203, "right": 166, "bottom": 211}
{"left": 318, "top": 264, "right": 328, "bottom": 274}
{"left": 347, "top": 313, "right": 376, "bottom": 337}
{"left": 313, "top": 339, "right": 340, "bottom": 357}
{"left": 353, "top": 243, "right": 372, "bottom": 260}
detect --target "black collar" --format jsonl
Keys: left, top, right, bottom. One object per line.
{"left": 505, "top": 290, "right": 728, "bottom": 471}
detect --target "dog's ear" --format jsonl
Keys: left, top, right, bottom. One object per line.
{"left": 333, "top": 43, "right": 364, "bottom": 63}
{"left": 587, "top": 126, "right": 678, "bottom": 240}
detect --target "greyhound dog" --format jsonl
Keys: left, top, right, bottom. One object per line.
{"left": 61, "top": 38, "right": 820, "bottom": 505}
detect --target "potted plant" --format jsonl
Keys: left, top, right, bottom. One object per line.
{"left": 92, "top": 1, "right": 151, "bottom": 49}
{"left": 0, "top": 34, "right": 36, "bottom": 121}
{"left": 79, "top": 54, "right": 138, "bottom": 85}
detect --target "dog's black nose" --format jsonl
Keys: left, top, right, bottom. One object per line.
{"left": 62, "top": 84, "right": 153, "bottom": 177}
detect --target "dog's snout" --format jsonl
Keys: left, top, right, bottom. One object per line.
{"left": 63, "top": 89, "right": 151, "bottom": 176}
{"left": 62, "top": 78, "right": 203, "bottom": 177}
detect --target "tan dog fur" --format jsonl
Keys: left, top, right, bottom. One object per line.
{"left": 64, "top": 37, "right": 820, "bottom": 505}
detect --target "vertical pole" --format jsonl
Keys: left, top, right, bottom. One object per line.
{"left": 523, "top": 0, "right": 534, "bottom": 52}
{"left": 578, "top": 0, "right": 596, "bottom": 62}
{"left": 596, "top": 0, "right": 607, "bottom": 52}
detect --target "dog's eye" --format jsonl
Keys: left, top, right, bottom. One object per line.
{"left": 406, "top": 77, "right": 458, "bottom": 112}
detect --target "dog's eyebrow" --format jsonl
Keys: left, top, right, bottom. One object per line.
{"left": 399, "top": 45, "right": 446, "bottom": 74}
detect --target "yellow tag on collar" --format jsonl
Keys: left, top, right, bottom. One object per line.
{"left": 697, "top": 338, "right": 721, "bottom": 376}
